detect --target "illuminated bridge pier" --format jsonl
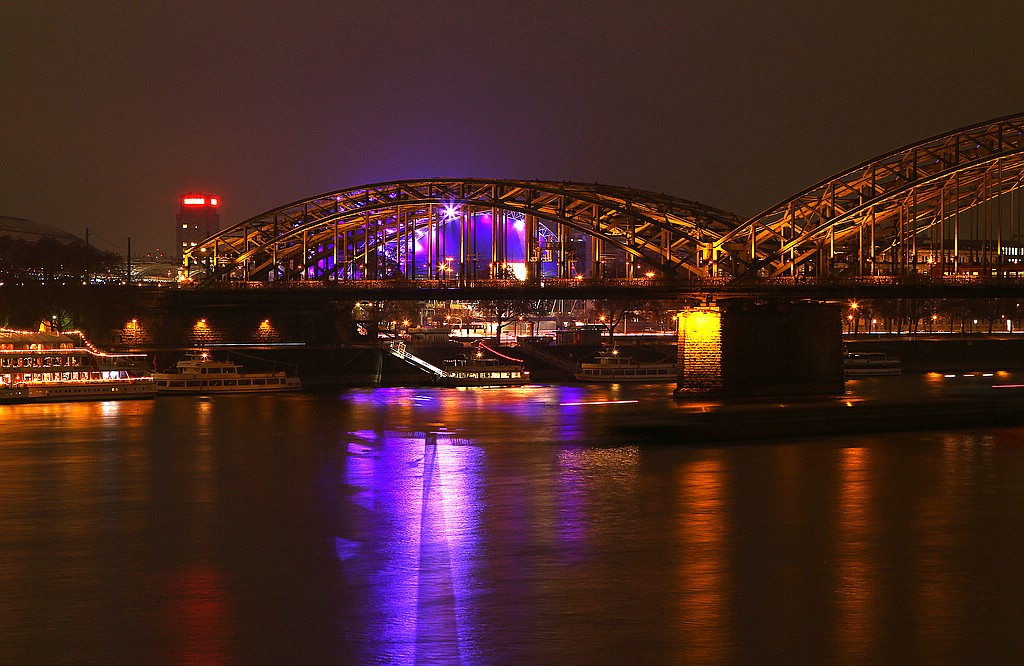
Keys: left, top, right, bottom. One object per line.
{"left": 675, "top": 300, "right": 843, "bottom": 398}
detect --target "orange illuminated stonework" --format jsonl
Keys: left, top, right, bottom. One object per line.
{"left": 674, "top": 306, "right": 722, "bottom": 395}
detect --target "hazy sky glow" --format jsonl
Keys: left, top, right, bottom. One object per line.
{"left": 3, "top": 1, "right": 1023, "bottom": 254}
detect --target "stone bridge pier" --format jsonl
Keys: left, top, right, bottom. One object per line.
{"left": 675, "top": 299, "right": 843, "bottom": 398}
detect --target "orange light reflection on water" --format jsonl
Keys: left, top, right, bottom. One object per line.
{"left": 834, "top": 446, "right": 876, "bottom": 658}
{"left": 674, "top": 456, "right": 733, "bottom": 662}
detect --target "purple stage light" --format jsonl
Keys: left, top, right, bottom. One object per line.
{"left": 441, "top": 204, "right": 459, "bottom": 221}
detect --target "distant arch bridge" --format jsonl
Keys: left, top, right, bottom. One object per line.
{"left": 186, "top": 112, "right": 1024, "bottom": 289}
{"left": 184, "top": 180, "right": 743, "bottom": 284}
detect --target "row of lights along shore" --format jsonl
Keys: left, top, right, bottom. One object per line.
{"left": 119, "top": 317, "right": 279, "bottom": 346}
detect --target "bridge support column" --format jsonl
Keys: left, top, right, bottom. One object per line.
{"left": 675, "top": 299, "right": 844, "bottom": 398}
{"left": 673, "top": 306, "right": 723, "bottom": 396}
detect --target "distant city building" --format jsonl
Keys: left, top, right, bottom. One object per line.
{"left": 176, "top": 194, "right": 220, "bottom": 261}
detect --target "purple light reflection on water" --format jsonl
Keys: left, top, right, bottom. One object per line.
{"left": 329, "top": 385, "right": 661, "bottom": 661}
{"left": 556, "top": 447, "right": 643, "bottom": 565}
{"left": 338, "top": 427, "right": 485, "bottom": 664}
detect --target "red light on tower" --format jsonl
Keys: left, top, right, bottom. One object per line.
{"left": 177, "top": 193, "right": 222, "bottom": 261}
{"left": 181, "top": 195, "right": 219, "bottom": 206}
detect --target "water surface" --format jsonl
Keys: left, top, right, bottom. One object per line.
{"left": 1, "top": 381, "right": 1023, "bottom": 664}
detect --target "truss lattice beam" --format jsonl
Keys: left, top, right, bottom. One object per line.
{"left": 716, "top": 113, "right": 1024, "bottom": 280}
{"left": 185, "top": 179, "right": 743, "bottom": 284}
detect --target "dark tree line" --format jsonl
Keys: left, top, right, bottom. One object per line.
{"left": 848, "top": 297, "right": 1024, "bottom": 334}
{"left": 0, "top": 235, "right": 122, "bottom": 284}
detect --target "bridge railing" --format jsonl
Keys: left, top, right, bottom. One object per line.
{"left": 174, "top": 274, "right": 1024, "bottom": 292}
{"left": 179, "top": 277, "right": 726, "bottom": 290}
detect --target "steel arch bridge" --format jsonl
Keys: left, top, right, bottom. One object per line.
{"left": 184, "top": 179, "right": 744, "bottom": 284}
{"left": 185, "top": 112, "right": 1024, "bottom": 287}
{"left": 710, "top": 112, "right": 1024, "bottom": 281}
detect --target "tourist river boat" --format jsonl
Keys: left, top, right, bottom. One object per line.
{"left": 574, "top": 349, "right": 676, "bottom": 382}
{"left": 439, "top": 353, "right": 531, "bottom": 387}
{"left": 0, "top": 328, "right": 155, "bottom": 403}
{"left": 436, "top": 342, "right": 531, "bottom": 387}
{"left": 152, "top": 350, "right": 302, "bottom": 394}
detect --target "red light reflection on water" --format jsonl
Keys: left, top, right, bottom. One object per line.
{"left": 160, "top": 565, "right": 231, "bottom": 665}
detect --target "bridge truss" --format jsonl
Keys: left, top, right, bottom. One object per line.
{"left": 712, "top": 112, "right": 1024, "bottom": 281}
{"left": 185, "top": 113, "right": 1024, "bottom": 288}
{"left": 184, "top": 180, "right": 743, "bottom": 284}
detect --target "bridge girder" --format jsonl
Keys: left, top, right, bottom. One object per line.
{"left": 184, "top": 113, "right": 1024, "bottom": 290}
{"left": 185, "top": 179, "right": 743, "bottom": 284}
{"left": 714, "top": 113, "right": 1024, "bottom": 281}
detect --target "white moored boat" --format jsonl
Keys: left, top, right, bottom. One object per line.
{"left": 153, "top": 350, "right": 301, "bottom": 394}
{"left": 0, "top": 328, "right": 155, "bottom": 403}
{"left": 574, "top": 348, "right": 675, "bottom": 382}
{"left": 844, "top": 351, "right": 901, "bottom": 377}
{"left": 439, "top": 353, "right": 531, "bottom": 387}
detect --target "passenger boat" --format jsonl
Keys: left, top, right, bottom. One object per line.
{"left": 439, "top": 348, "right": 530, "bottom": 387}
{"left": 844, "top": 351, "right": 901, "bottom": 377}
{"left": 152, "top": 350, "right": 302, "bottom": 394}
{"left": 574, "top": 348, "right": 675, "bottom": 382}
{"left": 0, "top": 328, "right": 155, "bottom": 403}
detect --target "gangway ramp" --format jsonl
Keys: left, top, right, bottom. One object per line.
{"left": 387, "top": 341, "right": 448, "bottom": 379}
{"left": 514, "top": 343, "right": 579, "bottom": 375}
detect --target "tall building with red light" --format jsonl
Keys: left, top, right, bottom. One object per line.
{"left": 176, "top": 194, "right": 220, "bottom": 260}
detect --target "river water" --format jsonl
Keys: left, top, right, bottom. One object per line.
{"left": 2, "top": 379, "right": 1024, "bottom": 664}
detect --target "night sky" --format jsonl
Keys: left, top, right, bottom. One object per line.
{"left": 3, "top": 1, "right": 1024, "bottom": 256}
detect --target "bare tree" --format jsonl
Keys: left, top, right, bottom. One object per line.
{"left": 476, "top": 299, "right": 548, "bottom": 344}
{"left": 589, "top": 299, "right": 652, "bottom": 346}
{"left": 358, "top": 300, "right": 423, "bottom": 336}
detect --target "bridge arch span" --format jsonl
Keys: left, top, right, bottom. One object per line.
{"left": 713, "top": 112, "right": 1024, "bottom": 281}
{"left": 185, "top": 179, "right": 743, "bottom": 284}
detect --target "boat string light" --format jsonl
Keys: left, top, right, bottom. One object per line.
{"left": 478, "top": 341, "right": 524, "bottom": 364}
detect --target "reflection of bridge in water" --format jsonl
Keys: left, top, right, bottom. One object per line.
{"left": 185, "top": 112, "right": 1024, "bottom": 294}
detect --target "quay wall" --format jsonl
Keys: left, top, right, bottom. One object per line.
{"left": 7, "top": 285, "right": 1024, "bottom": 387}
{"left": 845, "top": 336, "right": 1024, "bottom": 372}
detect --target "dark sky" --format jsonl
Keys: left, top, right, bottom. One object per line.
{"left": 3, "top": 1, "right": 1024, "bottom": 255}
